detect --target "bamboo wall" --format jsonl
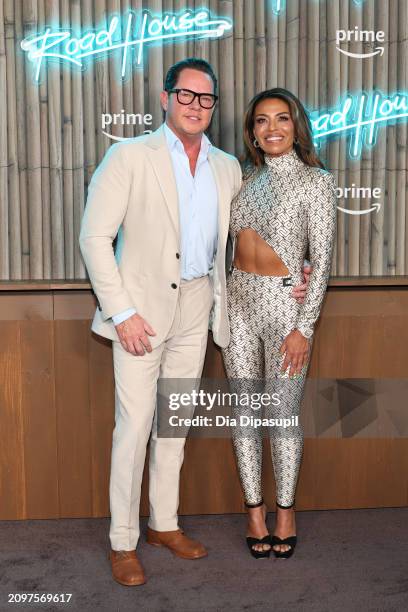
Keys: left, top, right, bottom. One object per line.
{"left": 0, "top": 0, "right": 407, "bottom": 280}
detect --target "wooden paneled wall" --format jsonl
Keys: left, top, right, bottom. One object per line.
{"left": 1, "top": 283, "right": 407, "bottom": 520}
{"left": 0, "top": 0, "right": 407, "bottom": 279}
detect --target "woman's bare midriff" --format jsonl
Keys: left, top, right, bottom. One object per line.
{"left": 233, "top": 228, "right": 290, "bottom": 276}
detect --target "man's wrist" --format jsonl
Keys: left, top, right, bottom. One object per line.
{"left": 112, "top": 308, "right": 137, "bottom": 326}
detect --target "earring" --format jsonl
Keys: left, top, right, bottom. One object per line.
{"left": 294, "top": 137, "right": 299, "bottom": 145}
{"left": 253, "top": 138, "right": 260, "bottom": 148}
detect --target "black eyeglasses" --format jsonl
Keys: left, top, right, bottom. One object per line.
{"left": 166, "top": 88, "right": 218, "bottom": 109}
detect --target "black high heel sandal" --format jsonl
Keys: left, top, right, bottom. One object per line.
{"left": 245, "top": 499, "right": 271, "bottom": 559}
{"left": 272, "top": 501, "right": 297, "bottom": 559}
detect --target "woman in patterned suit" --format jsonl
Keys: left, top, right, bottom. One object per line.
{"left": 222, "top": 88, "right": 337, "bottom": 559}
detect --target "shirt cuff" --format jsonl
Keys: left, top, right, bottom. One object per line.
{"left": 112, "top": 308, "right": 137, "bottom": 326}
{"left": 296, "top": 322, "right": 314, "bottom": 339}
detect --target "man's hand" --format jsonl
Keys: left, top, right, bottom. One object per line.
{"left": 279, "top": 329, "right": 310, "bottom": 377}
{"left": 291, "top": 263, "right": 312, "bottom": 304}
{"left": 115, "top": 314, "right": 156, "bottom": 356}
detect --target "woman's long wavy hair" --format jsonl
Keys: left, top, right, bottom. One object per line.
{"left": 242, "top": 88, "right": 324, "bottom": 177}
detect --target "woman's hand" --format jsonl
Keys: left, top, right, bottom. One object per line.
{"left": 291, "top": 263, "right": 313, "bottom": 304}
{"left": 279, "top": 329, "right": 310, "bottom": 377}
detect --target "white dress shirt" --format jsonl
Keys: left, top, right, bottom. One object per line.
{"left": 112, "top": 122, "right": 218, "bottom": 325}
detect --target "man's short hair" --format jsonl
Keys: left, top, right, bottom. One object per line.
{"left": 164, "top": 58, "right": 218, "bottom": 94}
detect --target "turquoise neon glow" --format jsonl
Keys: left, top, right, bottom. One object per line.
{"left": 310, "top": 91, "right": 408, "bottom": 160}
{"left": 271, "top": 0, "right": 285, "bottom": 15}
{"left": 20, "top": 9, "right": 233, "bottom": 82}
{"left": 272, "top": 0, "right": 364, "bottom": 15}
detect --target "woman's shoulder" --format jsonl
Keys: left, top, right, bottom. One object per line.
{"left": 305, "top": 165, "right": 336, "bottom": 185}
{"left": 300, "top": 165, "right": 337, "bottom": 197}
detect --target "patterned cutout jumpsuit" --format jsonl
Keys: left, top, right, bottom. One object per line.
{"left": 221, "top": 149, "right": 337, "bottom": 507}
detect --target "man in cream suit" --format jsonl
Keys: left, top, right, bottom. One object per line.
{"left": 79, "top": 58, "right": 308, "bottom": 586}
{"left": 79, "top": 58, "right": 241, "bottom": 586}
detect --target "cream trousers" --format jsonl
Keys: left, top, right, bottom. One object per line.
{"left": 109, "top": 274, "right": 213, "bottom": 551}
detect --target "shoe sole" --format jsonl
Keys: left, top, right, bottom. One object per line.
{"left": 272, "top": 549, "right": 295, "bottom": 559}
{"left": 112, "top": 575, "right": 146, "bottom": 586}
{"left": 147, "top": 541, "right": 208, "bottom": 560}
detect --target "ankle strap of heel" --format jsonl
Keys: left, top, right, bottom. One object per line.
{"left": 245, "top": 499, "right": 264, "bottom": 509}
{"left": 276, "top": 501, "right": 295, "bottom": 509}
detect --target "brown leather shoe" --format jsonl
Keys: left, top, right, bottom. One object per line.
{"left": 109, "top": 549, "right": 146, "bottom": 586}
{"left": 146, "top": 527, "right": 207, "bottom": 560}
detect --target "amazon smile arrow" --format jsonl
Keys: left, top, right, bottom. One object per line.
{"left": 337, "top": 46, "right": 385, "bottom": 59}
{"left": 337, "top": 203, "right": 381, "bottom": 215}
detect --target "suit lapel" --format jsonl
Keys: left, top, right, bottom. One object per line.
{"left": 145, "top": 125, "right": 180, "bottom": 240}
{"left": 208, "top": 149, "right": 230, "bottom": 254}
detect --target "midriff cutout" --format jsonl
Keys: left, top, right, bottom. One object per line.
{"left": 233, "top": 228, "right": 290, "bottom": 276}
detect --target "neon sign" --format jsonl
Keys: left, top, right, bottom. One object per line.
{"left": 271, "top": 0, "right": 285, "bottom": 15}
{"left": 21, "top": 9, "right": 233, "bottom": 82}
{"left": 311, "top": 91, "right": 408, "bottom": 159}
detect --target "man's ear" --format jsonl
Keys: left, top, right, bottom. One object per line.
{"left": 160, "top": 90, "right": 168, "bottom": 112}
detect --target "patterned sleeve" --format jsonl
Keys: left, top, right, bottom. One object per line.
{"left": 295, "top": 171, "right": 337, "bottom": 339}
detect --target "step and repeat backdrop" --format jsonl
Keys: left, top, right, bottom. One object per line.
{"left": 0, "top": 0, "right": 407, "bottom": 280}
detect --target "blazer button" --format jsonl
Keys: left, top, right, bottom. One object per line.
{"left": 176, "top": 253, "right": 180, "bottom": 259}
{"left": 171, "top": 283, "right": 177, "bottom": 289}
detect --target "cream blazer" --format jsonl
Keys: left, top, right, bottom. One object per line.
{"left": 79, "top": 124, "right": 242, "bottom": 349}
